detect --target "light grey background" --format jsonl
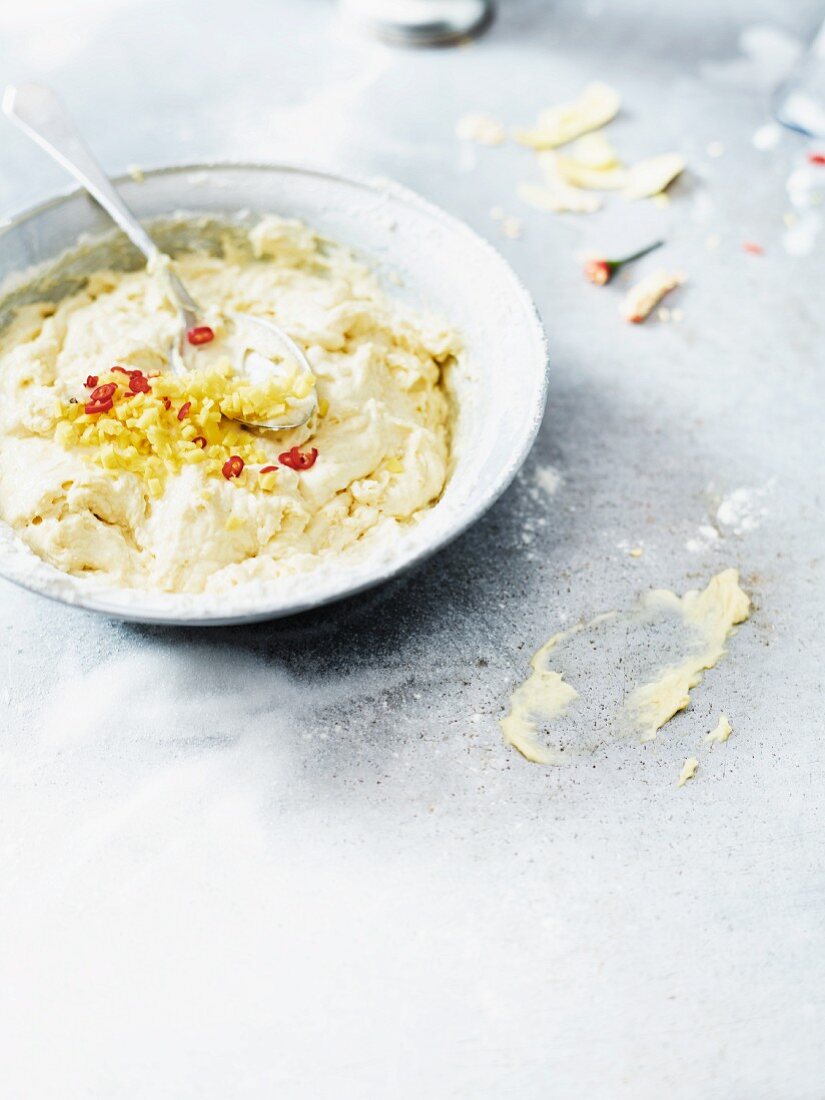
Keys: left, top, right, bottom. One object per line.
{"left": 1, "top": 1, "right": 823, "bottom": 1097}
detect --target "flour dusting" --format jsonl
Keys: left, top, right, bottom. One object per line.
{"left": 716, "top": 482, "right": 774, "bottom": 535}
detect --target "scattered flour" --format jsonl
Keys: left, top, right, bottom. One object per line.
{"left": 716, "top": 481, "right": 774, "bottom": 535}
{"left": 752, "top": 122, "right": 782, "bottom": 151}
{"left": 456, "top": 113, "right": 506, "bottom": 147}
{"left": 535, "top": 465, "right": 562, "bottom": 496}
{"left": 500, "top": 216, "right": 523, "bottom": 240}
{"left": 783, "top": 160, "right": 825, "bottom": 257}
{"left": 686, "top": 524, "right": 721, "bottom": 554}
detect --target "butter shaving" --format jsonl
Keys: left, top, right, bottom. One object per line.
{"left": 518, "top": 151, "right": 604, "bottom": 213}
{"left": 514, "top": 83, "right": 620, "bottom": 150}
{"left": 623, "top": 153, "right": 686, "bottom": 200}
{"left": 620, "top": 270, "right": 684, "bottom": 323}
{"left": 567, "top": 132, "right": 621, "bottom": 170}
{"left": 555, "top": 157, "right": 628, "bottom": 190}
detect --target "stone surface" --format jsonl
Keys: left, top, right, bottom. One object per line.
{"left": 1, "top": 2, "right": 824, "bottom": 1096}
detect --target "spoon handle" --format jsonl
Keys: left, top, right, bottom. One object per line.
{"left": 2, "top": 83, "right": 200, "bottom": 323}
{"left": 3, "top": 84, "right": 161, "bottom": 261}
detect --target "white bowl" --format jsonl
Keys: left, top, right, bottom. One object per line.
{"left": 0, "top": 163, "right": 548, "bottom": 625}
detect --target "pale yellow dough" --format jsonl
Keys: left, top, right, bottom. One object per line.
{"left": 0, "top": 217, "right": 459, "bottom": 593}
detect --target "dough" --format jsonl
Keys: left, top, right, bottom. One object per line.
{"left": 0, "top": 217, "right": 459, "bottom": 594}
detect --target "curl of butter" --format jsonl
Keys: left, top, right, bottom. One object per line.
{"left": 567, "top": 132, "right": 621, "bottom": 170}
{"left": 620, "top": 270, "right": 685, "bottom": 324}
{"left": 514, "top": 83, "right": 620, "bottom": 150}
{"left": 622, "top": 153, "right": 686, "bottom": 200}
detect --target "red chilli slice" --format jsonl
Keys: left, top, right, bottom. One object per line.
{"left": 85, "top": 397, "right": 114, "bottom": 415}
{"left": 161, "top": 397, "right": 172, "bottom": 411}
{"left": 222, "top": 455, "right": 244, "bottom": 480}
{"left": 260, "top": 465, "right": 278, "bottom": 475}
{"left": 177, "top": 401, "right": 192, "bottom": 421}
{"left": 84, "top": 382, "right": 118, "bottom": 416}
{"left": 129, "top": 374, "right": 151, "bottom": 394}
{"left": 84, "top": 374, "right": 99, "bottom": 389}
{"left": 278, "top": 446, "right": 318, "bottom": 471}
{"left": 89, "top": 383, "right": 117, "bottom": 402}
{"left": 808, "top": 152, "right": 825, "bottom": 166}
{"left": 193, "top": 436, "right": 207, "bottom": 449}
{"left": 187, "top": 326, "right": 215, "bottom": 346}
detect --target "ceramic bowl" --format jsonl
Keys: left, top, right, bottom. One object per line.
{"left": 0, "top": 163, "right": 548, "bottom": 624}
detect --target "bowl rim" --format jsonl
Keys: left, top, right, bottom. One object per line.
{"left": 0, "top": 160, "right": 549, "bottom": 626}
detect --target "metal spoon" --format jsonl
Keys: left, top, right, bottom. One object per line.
{"left": 2, "top": 83, "right": 317, "bottom": 432}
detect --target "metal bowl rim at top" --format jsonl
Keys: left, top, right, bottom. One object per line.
{"left": 0, "top": 160, "right": 550, "bottom": 625}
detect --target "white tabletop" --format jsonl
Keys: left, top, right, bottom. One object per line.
{"left": 1, "top": 2, "right": 824, "bottom": 1096}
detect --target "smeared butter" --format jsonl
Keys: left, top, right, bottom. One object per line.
{"left": 626, "top": 569, "right": 750, "bottom": 741}
{"left": 499, "top": 631, "right": 581, "bottom": 764}
{"left": 500, "top": 570, "right": 751, "bottom": 764}
{"left": 677, "top": 757, "right": 699, "bottom": 787}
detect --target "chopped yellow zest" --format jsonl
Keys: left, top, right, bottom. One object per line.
{"left": 50, "top": 364, "right": 315, "bottom": 489}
